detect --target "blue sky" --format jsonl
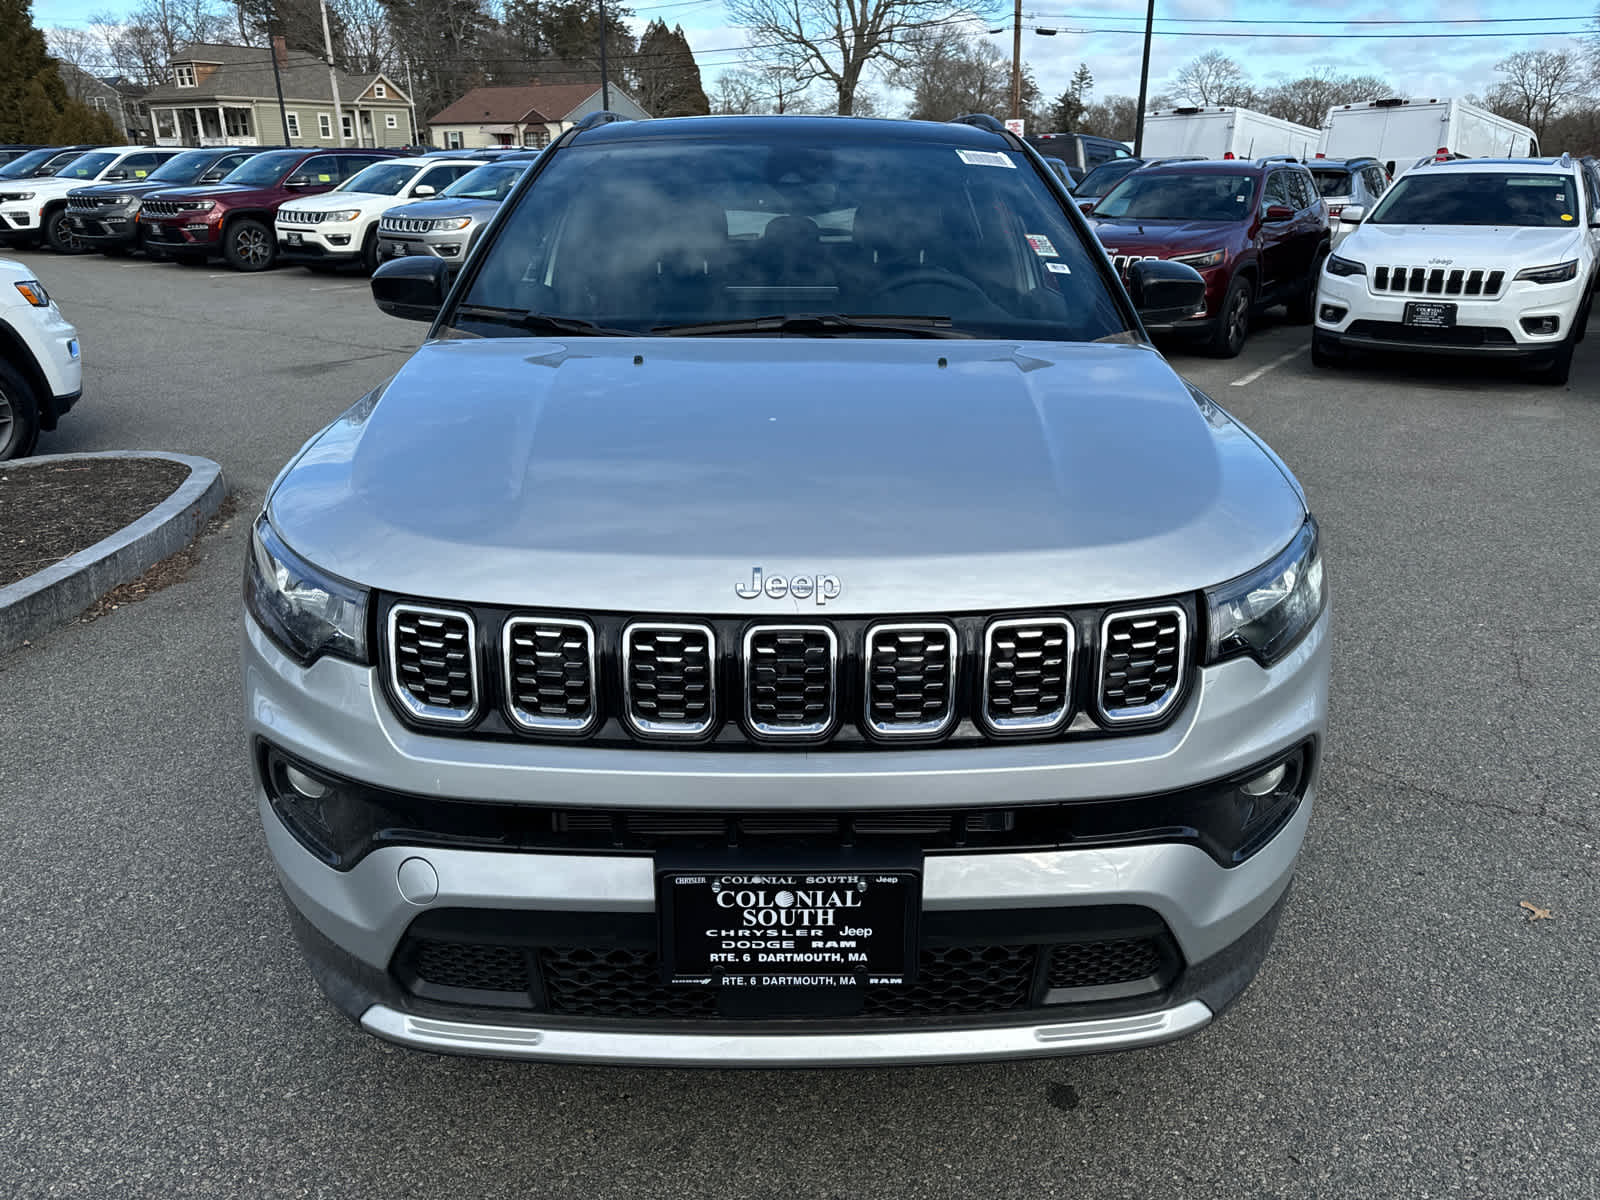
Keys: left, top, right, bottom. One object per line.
{"left": 32, "top": 0, "right": 1599, "bottom": 114}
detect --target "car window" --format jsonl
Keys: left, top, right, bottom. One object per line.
{"left": 1309, "top": 169, "right": 1353, "bottom": 198}
{"left": 1076, "top": 160, "right": 1140, "bottom": 197}
{"left": 1084, "top": 140, "right": 1120, "bottom": 169}
{"left": 0, "top": 147, "right": 59, "bottom": 179}
{"left": 1290, "top": 170, "right": 1316, "bottom": 210}
{"left": 339, "top": 154, "right": 387, "bottom": 180}
{"left": 416, "top": 164, "right": 474, "bottom": 192}
{"left": 1096, "top": 171, "right": 1256, "bottom": 221}
{"left": 1369, "top": 171, "right": 1580, "bottom": 227}
{"left": 144, "top": 150, "right": 213, "bottom": 183}
{"left": 452, "top": 135, "right": 1130, "bottom": 344}
{"left": 222, "top": 150, "right": 302, "bottom": 186}
{"left": 1263, "top": 171, "right": 1291, "bottom": 209}
{"left": 299, "top": 155, "right": 343, "bottom": 185}
{"left": 339, "top": 161, "right": 420, "bottom": 195}
{"left": 55, "top": 151, "right": 117, "bottom": 179}
{"left": 204, "top": 152, "right": 254, "bottom": 181}
{"left": 441, "top": 162, "right": 530, "bottom": 200}
{"left": 121, "top": 152, "right": 166, "bottom": 179}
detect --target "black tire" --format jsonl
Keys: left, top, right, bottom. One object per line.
{"left": 0, "top": 358, "right": 42, "bottom": 462}
{"left": 1286, "top": 247, "right": 1328, "bottom": 324}
{"left": 1310, "top": 331, "right": 1342, "bottom": 369}
{"left": 1208, "top": 275, "right": 1253, "bottom": 358}
{"left": 1528, "top": 333, "right": 1576, "bottom": 386}
{"left": 360, "top": 226, "right": 380, "bottom": 273}
{"left": 44, "top": 207, "right": 87, "bottom": 254}
{"left": 223, "top": 217, "right": 275, "bottom": 271}
{"left": 1575, "top": 287, "right": 1593, "bottom": 344}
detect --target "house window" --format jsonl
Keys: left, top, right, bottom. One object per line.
{"left": 318, "top": 113, "right": 332, "bottom": 138}
{"left": 341, "top": 114, "right": 353, "bottom": 139}
{"left": 155, "top": 109, "right": 178, "bottom": 139}
{"left": 224, "top": 108, "right": 252, "bottom": 137}
{"left": 523, "top": 128, "right": 549, "bottom": 148}
{"left": 444, "top": 130, "right": 463, "bottom": 149}
{"left": 285, "top": 111, "right": 300, "bottom": 138}
{"left": 374, "top": 84, "right": 386, "bottom": 98}
{"left": 175, "top": 64, "right": 196, "bottom": 88}
{"left": 89, "top": 96, "right": 107, "bottom": 112}
{"left": 385, "top": 114, "right": 397, "bottom": 129}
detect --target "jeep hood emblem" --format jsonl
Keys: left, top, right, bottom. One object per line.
{"left": 735, "top": 567, "right": 842, "bottom": 604}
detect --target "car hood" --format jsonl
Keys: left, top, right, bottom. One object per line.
{"left": 18, "top": 175, "right": 108, "bottom": 197}
{"left": 267, "top": 338, "right": 1307, "bottom": 614}
{"left": 382, "top": 196, "right": 501, "bottom": 221}
{"left": 281, "top": 189, "right": 387, "bottom": 211}
{"left": 1090, "top": 218, "right": 1243, "bottom": 254}
{"left": 70, "top": 180, "right": 174, "bottom": 199}
{"left": 145, "top": 184, "right": 268, "bottom": 203}
{"left": 1340, "top": 222, "right": 1585, "bottom": 263}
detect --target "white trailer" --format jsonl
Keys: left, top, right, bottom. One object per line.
{"left": 1317, "top": 98, "right": 1538, "bottom": 176}
{"left": 1140, "top": 107, "right": 1322, "bottom": 161}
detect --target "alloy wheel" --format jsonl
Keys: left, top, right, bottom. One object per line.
{"left": 237, "top": 226, "right": 269, "bottom": 267}
{"left": 0, "top": 387, "right": 16, "bottom": 459}
{"left": 1226, "top": 290, "right": 1249, "bottom": 353}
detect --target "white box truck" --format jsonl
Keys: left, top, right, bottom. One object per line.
{"left": 1317, "top": 98, "right": 1538, "bottom": 176}
{"left": 1140, "top": 106, "right": 1322, "bottom": 160}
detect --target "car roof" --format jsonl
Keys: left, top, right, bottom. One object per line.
{"left": 1309, "top": 157, "right": 1377, "bottom": 168}
{"left": 568, "top": 114, "right": 1012, "bottom": 149}
{"left": 1419, "top": 156, "right": 1577, "bottom": 172}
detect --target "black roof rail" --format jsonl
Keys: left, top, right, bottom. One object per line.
{"left": 573, "top": 110, "right": 631, "bottom": 132}
{"left": 949, "top": 113, "right": 1006, "bottom": 133}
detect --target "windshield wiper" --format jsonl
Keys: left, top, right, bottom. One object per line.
{"left": 452, "top": 305, "right": 639, "bottom": 337}
{"left": 652, "top": 313, "right": 970, "bottom": 338}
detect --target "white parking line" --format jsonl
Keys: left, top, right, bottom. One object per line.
{"left": 307, "top": 282, "right": 366, "bottom": 292}
{"left": 1230, "top": 347, "right": 1303, "bottom": 387}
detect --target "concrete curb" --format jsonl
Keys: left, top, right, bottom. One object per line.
{"left": 0, "top": 451, "right": 226, "bottom": 654}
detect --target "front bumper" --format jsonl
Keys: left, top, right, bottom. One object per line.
{"left": 276, "top": 222, "right": 364, "bottom": 263}
{"left": 67, "top": 210, "right": 140, "bottom": 246}
{"left": 247, "top": 607, "right": 1329, "bottom": 1064}
{"left": 377, "top": 231, "right": 469, "bottom": 267}
{"left": 1315, "top": 268, "right": 1587, "bottom": 357}
{"left": 138, "top": 214, "right": 222, "bottom": 252}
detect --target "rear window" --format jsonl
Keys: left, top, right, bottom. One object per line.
{"left": 1310, "top": 169, "right": 1353, "bottom": 197}
{"left": 442, "top": 162, "right": 530, "bottom": 200}
{"left": 1095, "top": 171, "right": 1257, "bottom": 221}
{"left": 1369, "top": 172, "right": 1580, "bottom": 227}
{"left": 1076, "top": 160, "right": 1141, "bottom": 196}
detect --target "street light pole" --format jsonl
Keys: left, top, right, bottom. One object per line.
{"left": 320, "top": 0, "right": 345, "bottom": 146}
{"left": 1133, "top": 0, "right": 1155, "bottom": 155}
{"left": 1010, "top": 0, "right": 1022, "bottom": 120}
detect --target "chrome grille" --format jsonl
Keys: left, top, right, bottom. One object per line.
{"left": 1110, "top": 253, "right": 1158, "bottom": 275}
{"left": 67, "top": 196, "right": 111, "bottom": 212}
{"left": 388, "top": 605, "right": 478, "bottom": 724}
{"left": 744, "top": 625, "right": 837, "bottom": 737}
{"left": 381, "top": 216, "right": 436, "bottom": 234}
{"left": 1371, "top": 265, "right": 1504, "bottom": 297}
{"left": 277, "top": 210, "right": 325, "bottom": 225}
{"left": 982, "top": 618, "right": 1074, "bottom": 734}
{"left": 1098, "top": 605, "right": 1186, "bottom": 724}
{"left": 138, "top": 199, "right": 188, "bottom": 217}
{"left": 623, "top": 623, "right": 715, "bottom": 736}
{"left": 864, "top": 623, "right": 957, "bottom": 737}
{"left": 502, "top": 617, "right": 596, "bottom": 733}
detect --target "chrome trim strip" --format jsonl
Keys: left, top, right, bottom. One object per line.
{"left": 743, "top": 624, "right": 838, "bottom": 738}
{"left": 862, "top": 621, "right": 959, "bottom": 738}
{"left": 386, "top": 604, "right": 480, "bottom": 726}
{"left": 1096, "top": 604, "right": 1188, "bottom": 726}
{"left": 501, "top": 616, "right": 598, "bottom": 734}
{"left": 980, "top": 617, "right": 1075, "bottom": 735}
{"left": 622, "top": 621, "right": 716, "bottom": 737}
{"left": 359, "top": 999, "right": 1213, "bottom": 1066}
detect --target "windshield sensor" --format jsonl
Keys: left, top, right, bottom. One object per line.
{"left": 654, "top": 314, "right": 968, "bottom": 338}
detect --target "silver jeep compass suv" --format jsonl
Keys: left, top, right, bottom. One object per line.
{"left": 244, "top": 113, "right": 1330, "bottom": 1067}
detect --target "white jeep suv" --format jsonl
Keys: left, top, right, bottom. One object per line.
{"left": 0, "top": 259, "right": 82, "bottom": 460}
{"left": 1313, "top": 154, "right": 1599, "bottom": 384}
{"left": 275, "top": 157, "right": 481, "bottom": 273}
{"left": 0, "top": 146, "right": 178, "bottom": 253}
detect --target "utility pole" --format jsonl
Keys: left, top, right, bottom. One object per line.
{"left": 598, "top": 0, "right": 611, "bottom": 110}
{"left": 405, "top": 58, "right": 420, "bottom": 146}
{"left": 1009, "top": 0, "right": 1022, "bottom": 120}
{"left": 267, "top": 21, "right": 288, "bottom": 148}
{"left": 1133, "top": 0, "right": 1155, "bottom": 155}
{"left": 319, "top": 0, "right": 345, "bottom": 145}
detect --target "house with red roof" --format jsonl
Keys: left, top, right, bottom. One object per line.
{"left": 427, "top": 82, "right": 650, "bottom": 150}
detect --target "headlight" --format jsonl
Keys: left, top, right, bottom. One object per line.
{"left": 115, "top": 194, "right": 139, "bottom": 208}
{"left": 13, "top": 280, "right": 49, "bottom": 307}
{"left": 191, "top": 200, "right": 215, "bottom": 213}
{"left": 435, "top": 217, "right": 472, "bottom": 230}
{"left": 1325, "top": 255, "right": 1365, "bottom": 277}
{"left": 245, "top": 516, "right": 368, "bottom": 665}
{"left": 1205, "top": 518, "right": 1325, "bottom": 666}
{"left": 325, "top": 209, "right": 362, "bottom": 223}
{"left": 1170, "top": 248, "right": 1224, "bottom": 269}
{"left": 4, "top": 191, "right": 36, "bottom": 200}
{"left": 1514, "top": 260, "right": 1578, "bottom": 284}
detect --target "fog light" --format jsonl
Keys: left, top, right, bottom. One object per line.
{"left": 438, "top": 243, "right": 460, "bottom": 257}
{"left": 1319, "top": 304, "right": 1346, "bottom": 323}
{"left": 1241, "top": 763, "right": 1288, "bottom": 796}
{"left": 328, "top": 234, "right": 351, "bottom": 246}
{"left": 284, "top": 764, "right": 329, "bottom": 799}
{"left": 185, "top": 223, "right": 208, "bottom": 231}
{"left": 1520, "top": 315, "right": 1560, "bottom": 335}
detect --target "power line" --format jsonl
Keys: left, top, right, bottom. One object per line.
{"left": 1024, "top": 10, "right": 1595, "bottom": 25}
{"left": 1018, "top": 24, "right": 1594, "bottom": 40}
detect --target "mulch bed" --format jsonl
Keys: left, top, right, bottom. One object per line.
{"left": 0, "top": 457, "right": 191, "bottom": 589}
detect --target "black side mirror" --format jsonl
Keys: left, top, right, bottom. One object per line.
{"left": 283, "top": 174, "right": 311, "bottom": 187}
{"left": 105, "top": 170, "right": 128, "bottom": 181}
{"left": 372, "top": 256, "right": 449, "bottom": 322}
{"left": 1127, "top": 259, "right": 1207, "bottom": 326}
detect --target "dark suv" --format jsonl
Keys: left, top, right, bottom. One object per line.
{"left": 1026, "top": 132, "right": 1134, "bottom": 184}
{"left": 66, "top": 147, "right": 262, "bottom": 255}
{"left": 1087, "top": 158, "right": 1330, "bottom": 356}
{"left": 138, "top": 147, "right": 399, "bottom": 271}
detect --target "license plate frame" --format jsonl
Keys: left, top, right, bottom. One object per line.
{"left": 657, "top": 863, "right": 921, "bottom": 989}
{"left": 1403, "top": 300, "right": 1457, "bottom": 329}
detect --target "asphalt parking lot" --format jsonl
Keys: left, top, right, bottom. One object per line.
{"left": 4, "top": 248, "right": 1599, "bottom": 1199}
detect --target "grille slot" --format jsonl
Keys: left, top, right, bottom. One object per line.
{"left": 744, "top": 625, "right": 837, "bottom": 737}
{"left": 67, "top": 196, "right": 111, "bottom": 212}
{"left": 1373, "top": 264, "right": 1503, "bottom": 297}
{"left": 409, "top": 938, "right": 531, "bottom": 996}
{"left": 982, "top": 618, "right": 1074, "bottom": 734}
{"left": 542, "top": 947, "right": 717, "bottom": 1018}
{"left": 502, "top": 617, "right": 597, "bottom": 733}
{"left": 138, "top": 199, "right": 188, "bottom": 217}
{"left": 863, "top": 622, "right": 957, "bottom": 737}
{"left": 1046, "top": 937, "right": 1165, "bottom": 990}
{"left": 1098, "top": 605, "right": 1186, "bottom": 724}
{"left": 623, "top": 623, "right": 715, "bottom": 736}
{"left": 388, "top": 605, "right": 479, "bottom": 724}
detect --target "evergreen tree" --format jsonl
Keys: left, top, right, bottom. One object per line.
{"left": 1049, "top": 62, "right": 1093, "bottom": 132}
{"left": 0, "top": 0, "right": 119, "bottom": 141}
{"left": 633, "top": 20, "right": 707, "bottom": 116}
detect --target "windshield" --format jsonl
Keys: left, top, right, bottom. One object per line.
{"left": 1369, "top": 171, "right": 1580, "bottom": 227}
{"left": 1095, "top": 171, "right": 1257, "bottom": 220}
{"left": 221, "top": 150, "right": 302, "bottom": 187}
{"left": 1310, "top": 169, "right": 1353, "bottom": 197}
{"left": 55, "top": 151, "right": 117, "bottom": 179}
{"left": 144, "top": 151, "right": 215, "bottom": 183}
{"left": 442, "top": 162, "right": 530, "bottom": 200}
{"left": 339, "top": 161, "right": 421, "bottom": 195}
{"left": 1076, "top": 160, "right": 1141, "bottom": 197}
{"left": 0, "top": 148, "right": 60, "bottom": 179}
{"left": 450, "top": 134, "right": 1128, "bottom": 342}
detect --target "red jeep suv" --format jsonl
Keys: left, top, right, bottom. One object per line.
{"left": 1087, "top": 158, "right": 1331, "bottom": 356}
{"left": 138, "top": 148, "right": 399, "bottom": 271}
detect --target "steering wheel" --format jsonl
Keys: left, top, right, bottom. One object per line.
{"left": 873, "top": 269, "right": 992, "bottom": 304}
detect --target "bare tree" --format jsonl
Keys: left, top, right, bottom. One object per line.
{"left": 1258, "top": 68, "right": 1390, "bottom": 129}
{"left": 1168, "top": 50, "right": 1254, "bottom": 107}
{"left": 891, "top": 21, "right": 1011, "bottom": 120}
{"left": 711, "top": 63, "right": 818, "bottom": 113}
{"left": 88, "top": 11, "right": 171, "bottom": 84}
{"left": 1080, "top": 94, "right": 1138, "bottom": 141}
{"left": 1487, "top": 49, "right": 1589, "bottom": 140}
{"left": 47, "top": 27, "right": 110, "bottom": 90}
{"left": 727, "top": 0, "right": 966, "bottom": 115}
{"left": 332, "top": 0, "right": 393, "bottom": 72}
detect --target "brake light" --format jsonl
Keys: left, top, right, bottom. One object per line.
{"left": 1223, "top": 151, "right": 1235, "bottom": 160}
{"left": 1314, "top": 152, "right": 1325, "bottom": 158}
{"left": 1435, "top": 147, "right": 1449, "bottom": 161}
{"left": 1328, "top": 204, "right": 1345, "bottom": 217}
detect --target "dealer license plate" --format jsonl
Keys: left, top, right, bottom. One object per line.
{"left": 285, "top": 232, "right": 303, "bottom": 246}
{"left": 1404, "top": 301, "right": 1456, "bottom": 329}
{"left": 658, "top": 868, "right": 919, "bottom": 988}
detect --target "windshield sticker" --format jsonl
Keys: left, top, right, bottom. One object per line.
{"left": 956, "top": 149, "right": 1015, "bottom": 169}
{"left": 1045, "top": 261, "right": 1072, "bottom": 274}
{"left": 318, "top": 173, "right": 332, "bottom": 182}
{"left": 1026, "top": 233, "right": 1058, "bottom": 257}
{"left": 1561, "top": 213, "right": 1574, "bottom": 221}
